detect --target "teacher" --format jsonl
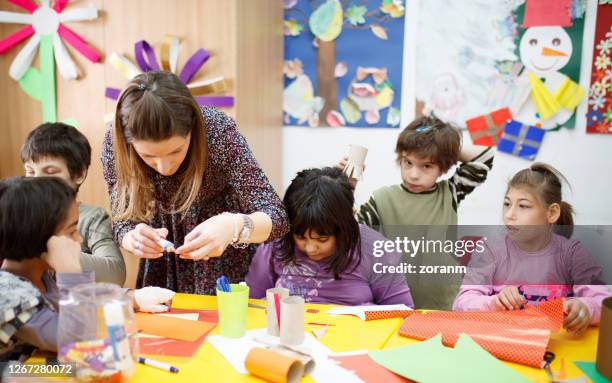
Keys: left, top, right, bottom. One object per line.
{"left": 101, "top": 71, "right": 289, "bottom": 294}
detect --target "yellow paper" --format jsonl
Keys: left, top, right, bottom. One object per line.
{"left": 528, "top": 72, "right": 561, "bottom": 120}
{"left": 553, "top": 77, "right": 585, "bottom": 111}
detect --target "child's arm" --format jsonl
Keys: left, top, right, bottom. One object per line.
{"left": 449, "top": 145, "right": 495, "bottom": 209}
{"left": 367, "top": 242, "right": 414, "bottom": 307}
{"left": 79, "top": 207, "right": 126, "bottom": 286}
{"left": 452, "top": 240, "right": 498, "bottom": 311}
{"left": 357, "top": 196, "right": 381, "bottom": 228}
{"left": 453, "top": 285, "right": 497, "bottom": 311}
{"left": 570, "top": 286, "right": 611, "bottom": 325}
{"left": 245, "top": 242, "right": 280, "bottom": 299}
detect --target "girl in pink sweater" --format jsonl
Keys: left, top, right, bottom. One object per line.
{"left": 453, "top": 163, "right": 610, "bottom": 334}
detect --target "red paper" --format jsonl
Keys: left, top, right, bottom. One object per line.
{"left": 330, "top": 354, "right": 412, "bottom": 383}
{"left": 466, "top": 108, "right": 512, "bottom": 146}
{"left": 521, "top": 0, "right": 572, "bottom": 28}
{"left": 137, "top": 308, "right": 218, "bottom": 358}
{"left": 364, "top": 310, "right": 415, "bottom": 321}
{"left": 398, "top": 299, "right": 563, "bottom": 367}
{"left": 586, "top": 3, "right": 612, "bottom": 135}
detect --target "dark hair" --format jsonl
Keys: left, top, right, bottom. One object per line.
{"left": 113, "top": 71, "right": 208, "bottom": 221}
{"left": 396, "top": 115, "right": 461, "bottom": 173}
{"left": 508, "top": 162, "right": 574, "bottom": 238}
{"left": 20, "top": 122, "right": 92, "bottom": 180}
{"left": 278, "top": 167, "right": 361, "bottom": 279}
{"left": 0, "top": 177, "right": 76, "bottom": 262}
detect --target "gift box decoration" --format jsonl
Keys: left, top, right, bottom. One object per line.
{"left": 497, "top": 120, "right": 545, "bottom": 160}
{"left": 465, "top": 108, "right": 513, "bottom": 146}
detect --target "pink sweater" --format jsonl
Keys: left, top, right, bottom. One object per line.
{"left": 453, "top": 233, "right": 611, "bottom": 324}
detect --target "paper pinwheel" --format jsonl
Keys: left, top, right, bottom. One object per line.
{"left": 105, "top": 35, "right": 233, "bottom": 108}
{"left": 0, "top": 0, "right": 101, "bottom": 122}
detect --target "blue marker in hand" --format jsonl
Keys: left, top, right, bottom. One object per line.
{"left": 160, "top": 239, "right": 177, "bottom": 253}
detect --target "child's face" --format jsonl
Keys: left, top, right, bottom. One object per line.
{"left": 399, "top": 152, "right": 442, "bottom": 193}
{"left": 503, "top": 187, "right": 560, "bottom": 241}
{"left": 293, "top": 230, "right": 337, "bottom": 262}
{"left": 55, "top": 200, "right": 83, "bottom": 244}
{"left": 132, "top": 133, "right": 191, "bottom": 177}
{"left": 24, "top": 157, "right": 81, "bottom": 190}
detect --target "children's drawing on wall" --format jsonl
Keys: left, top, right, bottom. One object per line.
{"left": 417, "top": 0, "right": 586, "bottom": 136}
{"left": 586, "top": 1, "right": 611, "bottom": 135}
{"left": 283, "top": 0, "right": 405, "bottom": 128}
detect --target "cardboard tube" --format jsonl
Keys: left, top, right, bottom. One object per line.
{"left": 266, "top": 288, "right": 289, "bottom": 336}
{"left": 245, "top": 347, "right": 304, "bottom": 383}
{"left": 344, "top": 145, "right": 368, "bottom": 181}
{"left": 280, "top": 296, "right": 305, "bottom": 346}
{"left": 269, "top": 345, "right": 315, "bottom": 376}
{"left": 596, "top": 297, "right": 612, "bottom": 379}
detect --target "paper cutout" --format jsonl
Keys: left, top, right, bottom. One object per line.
{"left": 327, "top": 304, "right": 413, "bottom": 321}
{"left": 370, "top": 334, "right": 530, "bottom": 383}
{"left": 585, "top": 2, "right": 611, "bottom": 134}
{"left": 105, "top": 35, "right": 233, "bottom": 109}
{"left": 135, "top": 312, "right": 216, "bottom": 342}
{"left": 137, "top": 309, "right": 218, "bottom": 358}
{"left": 245, "top": 347, "right": 304, "bottom": 383}
{"left": 466, "top": 108, "right": 513, "bottom": 146}
{"left": 528, "top": 72, "right": 562, "bottom": 120}
{"left": 553, "top": 76, "right": 585, "bottom": 111}
{"left": 497, "top": 119, "right": 546, "bottom": 160}
{"left": 1, "top": 0, "right": 101, "bottom": 123}
{"left": 574, "top": 361, "right": 611, "bottom": 383}
{"left": 330, "top": 353, "right": 409, "bottom": 383}
{"left": 398, "top": 299, "right": 563, "bottom": 367}
{"left": 521, "top": 0, "right": 572, "bottom": 28}
{"left": 309, "top": 0, "right": 343, "bottom": 42}
{"left": 343, "top": 144, "right": 368, "bottom": 181}
{"left": 311, "top": 326, "right": 328, "bottom": 341}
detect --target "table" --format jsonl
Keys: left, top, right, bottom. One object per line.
{"left": 34, "top": 293, "right": 600, "bottom": 382}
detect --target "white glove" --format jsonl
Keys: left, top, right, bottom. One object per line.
{"left": 134, "top": 286, "right": 175, "bottom": 313}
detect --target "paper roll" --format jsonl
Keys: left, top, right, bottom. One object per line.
{"left": 280, "top": 296, "right": 305, "bottom": 346}
{"left": 266, "top": 288, "right": 289, "bottom": 337}
{"left": 344, "top": 145, "right": 368, "bottom": 181}
{"left": 245, "top": 347, "right": 303, "bottom": 383}
{"left": 268, "top": 345, "right": 315, "bottom": 376}
{"left": 596, "top": 297, "right": 612, "bottom": 379}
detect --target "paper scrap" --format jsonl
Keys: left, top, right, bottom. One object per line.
{"left": 327, "top": 304, "right": 412, "bottom": 321}
{"left": 135, "top": 312, "right": 216, "bottom": 342}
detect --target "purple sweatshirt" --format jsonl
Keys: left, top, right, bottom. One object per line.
{"left": 246, "top": 224, "right": 413, "bottom": 306}
{"left": 453, "top": 233, "right": 611, "bottom": 324}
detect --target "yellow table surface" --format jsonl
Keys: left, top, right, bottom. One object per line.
{"left": 35, "top": 293, "right": 599, "bottom": 382}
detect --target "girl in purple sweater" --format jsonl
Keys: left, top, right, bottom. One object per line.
{"left": 454, "top": 163, "right": 610, "bottom": 334}
{"left": 246, "top": 167, "right": 413, "bottom": 306}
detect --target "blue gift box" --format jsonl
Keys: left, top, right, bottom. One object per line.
{"left": 497, "top": 120, "right": 545, "bottom": 160}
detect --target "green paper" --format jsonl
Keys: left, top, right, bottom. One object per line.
{"left": 216, "top": 284, "right": 249, "bottom": 338}
{"left": 18, "top": 35, "right": 56, "bottom": 123}
{"left": 309, "top": 0, "right": 343, "bottom": 42}
{"left": 369, "top": 334, "right": 530, "bottom": 383}
{"left": 575, "top": 361, "right": 612, "bottom": 383}
{"left": 340, "top": 97, "right": 361, "bottom": 123}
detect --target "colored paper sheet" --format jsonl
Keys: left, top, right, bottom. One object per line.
{"left": 586, "top": 3, "right": 612, "bottom": 134}
{"left": 398, "top": 299, "right": 563, "bottom": 367}
{"left": 137, "top": 309, "right": 217, "bottom": 358}
{"left": 135, "top": 311, "right": 216, "bottom": 342}
{"left": 18, "top": 35, "right": 56, "bottom": 122}
{"left": 466, "top": 108, "right": 513, "bottom": 146}
{"left": 574, "top": 361, "right": 612, "bottom": 383}
{"left": 327, "top": 304, "right": 413, "bottom": 321}
{"left": 330, "top": 353, "right": 411, "bottom": 382}
{"left": 369, "top": 334, "right": 530, "bottom": 383}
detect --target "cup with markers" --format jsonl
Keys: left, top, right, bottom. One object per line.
{"left": 216, "top": 276, "right": 249, "bottom": 338}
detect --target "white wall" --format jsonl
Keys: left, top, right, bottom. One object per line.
{"left": 282, "top": 0, "right": 612, "bottom": 225}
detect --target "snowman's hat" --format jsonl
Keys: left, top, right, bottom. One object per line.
{"left": 522, "top": 0, "right": 572, "bottom": 28}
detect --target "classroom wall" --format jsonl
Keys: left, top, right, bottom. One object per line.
{"left": 0, "top": 0, "right": 283, "bottom": 287}
{"left": 282, "top": 0, "right": 612, "bottom": 226}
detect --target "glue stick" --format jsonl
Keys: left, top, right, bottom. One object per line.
{"left": 103, "top": 302, "right": 134, "bottom": 375}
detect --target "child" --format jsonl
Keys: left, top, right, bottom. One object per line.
{"left": 344, "top": 115, "right": 494, "bottom": 310}
{"left": 453, "top": 163, "right": 610, "bottom": 334}
{"left": 0, "top": 178, "right": 172, "bottom": 359}
{"left": 21, "top": 123, "right": 125, "bottom": 285}
{"left": 246, "top": 167, "right": 413, "bottom": 306}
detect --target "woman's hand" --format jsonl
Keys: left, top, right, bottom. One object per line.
{"left": 176, "top": 214, "right": 237, "bottom": 261}
{"left": 122, "top": 223, "right": 168, "bottom": 259}
{"left": 563, "top": 298, "right": 591, "bottom": 334}
{"left": 43, "top": 236, "right": 82, "bottom": 273}
{"left": 493, "top": 286, "right": 527, "bottom": 310}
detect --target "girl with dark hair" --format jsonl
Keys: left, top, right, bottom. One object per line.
{"left": 454, "top": 163, "right": 610, "bottom": 334}
{"left": 102, "top": 71, "right": 288, "bottom": 294}
{"left": 246, "top": 167, "right": 413, "bottom": 306}
{"left": 0, "top": 177, "right": 93, "bottom": 357}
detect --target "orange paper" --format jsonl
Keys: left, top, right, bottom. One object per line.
{"left": 245, "top": 347, "right": 304, "bottom": 383}
{"left": 398, "top": 299, "right": 563, "bottom": 367}
{"left": 135, "top": 311, "right": 216, "bottom": 342}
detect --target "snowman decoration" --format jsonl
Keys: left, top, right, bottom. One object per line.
{"left": 515, "top": 0, "right": 584, "bottom": 130}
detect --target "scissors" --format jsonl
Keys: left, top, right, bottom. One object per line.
{"left": 541, "top": 351, "right": 555, "bottom": 381}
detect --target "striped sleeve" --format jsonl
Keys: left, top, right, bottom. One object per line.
{"left": 357, "top": 196, "right": 381, "bottom": 228}
{"left": 449, "top": 147, "right": 495, "bottom": 210}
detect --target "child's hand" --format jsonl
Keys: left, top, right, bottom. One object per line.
{"left": 563, "top": 299, "right": 590, "bottom": 334}
{"left": 336, "top": 155, "right": 364, "bottom": 188}
{"left": 43, "top": 236, "right": 82, "bottom": 273}
{"left": 123, "top": 223, "right": 168, "bottom": 259}
{"left": 493, "top": 286, "right": 527, "bottom": 310}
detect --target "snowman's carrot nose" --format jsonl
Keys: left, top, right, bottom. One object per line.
{"left": 541, "top": 47, "right": 568, "bottom": 57}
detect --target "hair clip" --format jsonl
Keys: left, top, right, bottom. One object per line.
{"left": 416, "top": 125, "right": 433, "bottom": 133}
{"left": 137, "top": 83, "right": 146, "bottom": 91}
